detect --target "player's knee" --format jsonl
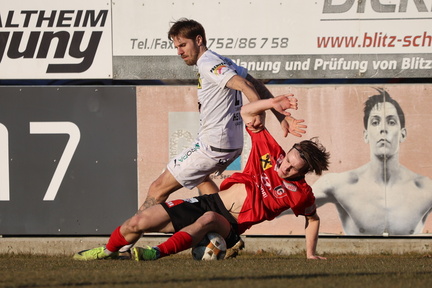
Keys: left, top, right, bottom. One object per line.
{"left": 124, "top": 213, "right": 146, "bottom": 234}
{"left": 197, "top": 212, "right": 223, "bottom": 229}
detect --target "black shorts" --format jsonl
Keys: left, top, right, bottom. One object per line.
{"left": 161, "top": 193, "right": 240, "bottom": 248}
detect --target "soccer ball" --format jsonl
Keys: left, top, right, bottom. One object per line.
{"left": 191, "top": 232, "right": 227, "bottom": 260}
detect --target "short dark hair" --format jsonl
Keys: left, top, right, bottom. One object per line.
{"left": 167, "top": 18, "right": 207, "bottom": 46}
{"left": 363, "top": 88, "right": 405, "bottom": 129}
{"left": 290, "top": 137, "right": 330, "bottom": 176}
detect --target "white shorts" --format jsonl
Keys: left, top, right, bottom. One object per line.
{"left": 167, "top": 139, "right": 242, "bottom": 189}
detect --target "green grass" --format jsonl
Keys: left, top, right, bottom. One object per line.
{"left": 1, "top": 252, "right": 431, "bottom": 288}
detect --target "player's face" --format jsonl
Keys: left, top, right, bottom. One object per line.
{"left": 364, "top": 102, "right": 406, "bottom": 158}
{"left": 172, "top": 35, "right": 201, "bottom": 66}
{"left": 277, "top": 149, "right": 306, "bottom": 179}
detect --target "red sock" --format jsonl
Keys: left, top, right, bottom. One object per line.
{"left": 105, "top": 226, "right": 131, "bottom": 253}
{"left": 157, "top": 231, "right": 193, "bottom": 258}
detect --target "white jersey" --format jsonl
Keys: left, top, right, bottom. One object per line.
{"left": 196, "top": 50, "right": 248, "bottom": 150}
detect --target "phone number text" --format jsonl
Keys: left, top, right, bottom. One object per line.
{"left": 129, "top": 37, "right": 289, "bottom": 50}
{"left": 207, "top": 37, "right": 289, "bottom": 49}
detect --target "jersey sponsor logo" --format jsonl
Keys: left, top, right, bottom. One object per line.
{"left": 210, "top": 62, "right": 227, "bottom": 75}
{"left": 273, "top": 185, "right": 287, "bottom": 199}
{"left": 283, "top": 181, "right": 298, "bottom": 192}
{"left": 259, "top": 185, "right": 268, "bottom": 198}
{"left": 259, "top": 172, "right": 271, "bottom": 198}
{"left": 178, "top": 143, "right": 200, "bottom": 163}
{"left": 260, "top": 153, "right": 272, "bottom": 170}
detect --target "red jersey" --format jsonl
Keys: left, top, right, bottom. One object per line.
{"left": 220, "top": 128, "right": 316, "bottom": 234}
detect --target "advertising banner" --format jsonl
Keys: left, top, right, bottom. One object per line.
{"left": 0, "top": 0, "right": 112, "bottom": 79}
{"left": 1, "top": 1, "right": 430, "bottom": 79}
{"left": 136, "top": 84, "right": 432, "bottom": 236}
{"left": 0, "top": 86, "right": 137, "bottom": 235}
{"left": 112, "top": 0, "right": 432, "bottom": 79}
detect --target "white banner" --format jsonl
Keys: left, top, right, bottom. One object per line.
{"left": 112, "top": 0, "right": 432, "bottom": 79}
{"left": 0, "top": 0, "right": 112, "bottom": 79}
{"left": 113, "top": 0, "right": 432, "bottom": 56}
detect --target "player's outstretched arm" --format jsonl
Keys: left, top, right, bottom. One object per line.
{"left": 241, "top": 95, "right": 299, "bottom": 131}
{"left": 245, "top": 75, "right": 306, "bottom": 137}
{"left": 304, "top": 213, "right": 327, "bottom": 260}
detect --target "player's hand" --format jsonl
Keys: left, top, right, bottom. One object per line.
{"left": 307, "top": 255, "right": 327, "bottom": 260}
{"left": 280, "top": 116, "right": 307, "bottom": 137}
{"left": 272, "top": 94, "right": 298, "bottom": 115}
{"left": 246, "top": 113, "right": 265, "bottom": 133}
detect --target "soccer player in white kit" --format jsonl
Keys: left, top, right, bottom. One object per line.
{"left": 143, "top": 18, "right": 306, "bottom": 210}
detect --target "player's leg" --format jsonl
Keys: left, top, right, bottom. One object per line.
{"left": 118, "top": 166, "right": 182, "bottom": 254}
{"left": 123, "top": 141, "right": 206, "bottom": 252}
{"left": 121, "top": 203, "right": 175, "bottom": 241}
{"left": 140, "top": 169, "right": 183, "bottom": 210}
{"left": 139, "top": 140, "right": 212, "bottom": 210}
{"left": 132, "top": 211, "right": 231, "bottom": 261}
{"left": 73, "top": 204, "right": 173, "bottom": 260}
{"left": 181, "top": 211, "right": 232, "bottom": 245}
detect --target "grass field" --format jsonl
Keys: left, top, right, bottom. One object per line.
{"left": 1, "top": 251, "right": 432, "bottom": 288}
